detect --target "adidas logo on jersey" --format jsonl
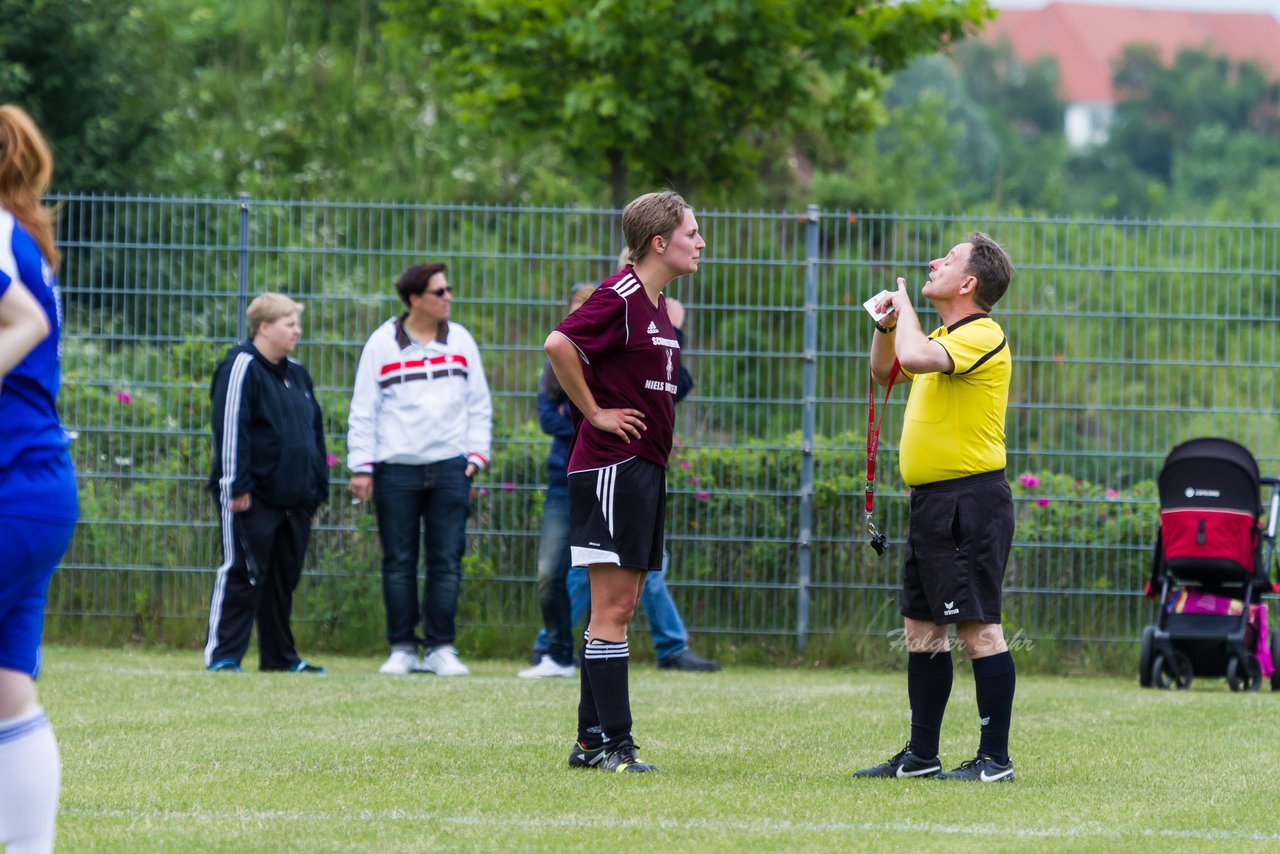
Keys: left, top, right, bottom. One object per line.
{"left": 646, "top": 321, "right": 659, "bottom": 334}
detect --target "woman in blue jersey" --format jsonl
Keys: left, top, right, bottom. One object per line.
{"left": 0, "top": 104, "right": 78, "bottom": 854}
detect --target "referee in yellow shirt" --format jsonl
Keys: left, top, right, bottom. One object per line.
{"left": 854, "top": 233, "right": 1018, "bottom": 783}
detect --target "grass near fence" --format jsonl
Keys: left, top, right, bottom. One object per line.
{"left": 42, "top": 646, "right": 1280, "bottom": 852}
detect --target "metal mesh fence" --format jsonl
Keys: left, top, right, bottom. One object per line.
{"left": 46, "top": 196, "right": 1280, "bottom": 654}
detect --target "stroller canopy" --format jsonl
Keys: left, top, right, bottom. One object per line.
{"left": 1158, "top": 437, "right": 1260, "bottom": 516}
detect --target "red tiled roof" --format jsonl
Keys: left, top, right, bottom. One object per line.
{"left": 983, "top": 2, "right": 1280, "bottom": 103}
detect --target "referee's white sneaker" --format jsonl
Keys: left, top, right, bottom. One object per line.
{"left": 518, "top": 655, "right": 577, "bottom": 679}
{"left": 379, "top": 646, "right": 420, "bottom": 675}
{"left": 421, "top": 645, "right": 470, "bottom": 676}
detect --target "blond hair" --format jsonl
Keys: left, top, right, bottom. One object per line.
{"left": 0, "top": 105, "right": 59, "bottom": 270}
{"left": 247, "top": 293, "right": 304, "bottom": 335}
{"left": 622, "top": 190, "right": 690, "bottom": 265}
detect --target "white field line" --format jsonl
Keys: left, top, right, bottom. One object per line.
{"left": 60, "top": 808, "right": 1280, "bottom": 843}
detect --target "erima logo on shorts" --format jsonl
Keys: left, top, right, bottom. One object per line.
{"left": 588, "top": 542, "right": 601, "bottom": 547}
{"left": 944, "top": 601, "right": 959, "bottom": 616}
{"left": 1184, "top": 487, "right": 1221, "bottom": 498}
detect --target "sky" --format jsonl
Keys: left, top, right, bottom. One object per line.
{"left": 992, "top": 0, "right": 1280, "bottom": 15}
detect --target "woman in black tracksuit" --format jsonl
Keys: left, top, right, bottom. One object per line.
{"left": 203, "top": 293, "right": 328, "bottom": 673}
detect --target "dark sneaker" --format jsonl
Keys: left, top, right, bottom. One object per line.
{"left": 600, "top": 741, "right": 657, "bottom": 773}
{"left": 939, "top": 754, "right": 1015, "bottom": 783}
{"left": 568, "top": 740, "right": 607, "bottom": 769}
{"left": 657, "top": 649, "right": 721, "bottom": 672}
{"left": 852, "top": 743, "right": 941, "bottom": 778}
{"left": 207, "top": 659, "right": 242, "bottom": 673}
{"left": 284, "top": 660, "right": 326, "bottom": 674}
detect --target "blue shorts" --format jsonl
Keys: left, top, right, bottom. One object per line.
{"left": 0, "top": 455, "right": 78, "bottom": 677}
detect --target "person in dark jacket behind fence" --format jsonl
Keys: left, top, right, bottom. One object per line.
{"left": 203, "top": 293, "right": 329, "bottom": 674}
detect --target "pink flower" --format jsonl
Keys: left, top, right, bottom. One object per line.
{"left": 679, "top": 460, "right": 692, "bottom": 470}
{"left": 1036, "top": 498, "right": 1050, "bottom": 507}
{"left": 326, "top": 454, "right": 339, "bottom": 468}
{"left": 1105, "top": 488, "right": 1119, "bottom": 499}
{"left": 479, "top": 487, "right": 488, "bottom": 497}
{"left": 116, "top": 391, "right": 133, "bottom": 404}
{"left": 695, "top": 490, "right": 710, "bottom": 502}
{"left": 1018, "top": 473, "right": 1038, "bottom": 488}
{"left": 688, "top": 476, "right": 700, "bottom": 486}
{"left": 502, "top": 481, "right": 515, "bottom": 492}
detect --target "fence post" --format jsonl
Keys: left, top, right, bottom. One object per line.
{"left": 797, "top": 204, "right": 820, "bottom": 652}
{"left": 236, "top": 193, "right": 251, "bottom": 341}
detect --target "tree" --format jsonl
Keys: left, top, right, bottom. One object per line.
{"left": 948, "top": 38, "right": 1068, "bottom": 211}
{"left": 1108, "top": 45, "right": 1280, "bottom": 183}
{"left": 0, "top": 0, "right": 181, "bottom": 192}
{"left": 383, "top": 0, "right": 994, "bottom": 207}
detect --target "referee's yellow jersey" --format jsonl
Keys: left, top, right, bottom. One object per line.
{"left": 898, "top": 315, "right": 1011, "bottom": 487}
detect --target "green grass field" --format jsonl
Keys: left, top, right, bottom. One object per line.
{"left": 37, "top": 646, "right": 1280, "bottom": 852}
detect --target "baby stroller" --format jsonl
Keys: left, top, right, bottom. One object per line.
{"left": 1140, "top": 437, "right": 1280, "bottom": 691}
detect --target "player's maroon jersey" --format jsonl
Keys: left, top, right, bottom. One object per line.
{"left": 553, "top": 265, "right": 680, "bottom": 471}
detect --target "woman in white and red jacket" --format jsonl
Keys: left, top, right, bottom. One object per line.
{"left": 346, "top": 262, "right": 492, "bottom": 677}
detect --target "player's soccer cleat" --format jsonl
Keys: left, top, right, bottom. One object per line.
{"left": 568, "top": 740, "right": 607, "bottom": 769}
{"left": 852, "top": 743, "right": 941, "bottom": 778}
{"left": 938, "top": 754, "right": 1015, "bottom": 782}
{"left": 378, "top": 646, "right": 419, "bottom": 675}
{"left": 600, "top": 740, "right": 657, "bottom": 773}
{"left": 207, "top": 659, "right": 243, "bottom": 673}
{"left": 518, "top": 655, "right": 577, "bottom": 679}
{"left": 284, "top": 660, "right": 326, "bottom": 674}
{"left": 420, "top": 645, "right": 470, "bottom": 676}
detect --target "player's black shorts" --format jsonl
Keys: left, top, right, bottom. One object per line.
{"left": 899, "top": 469, "right": 1013, "bottom": 625}
{"left": 568, "top": 455, "right": 666, "bottom": 572}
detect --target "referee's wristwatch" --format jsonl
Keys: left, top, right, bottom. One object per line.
{"left": 874, "top": 321, "right": 896, "bottom": 334}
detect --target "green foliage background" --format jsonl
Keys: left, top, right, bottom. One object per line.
{"left": 9, "top": 1, "right": 1280, "bottom": 667}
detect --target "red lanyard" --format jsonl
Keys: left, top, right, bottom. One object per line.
{"left": 865, "top": 361, "right": 900, "bottom": 554}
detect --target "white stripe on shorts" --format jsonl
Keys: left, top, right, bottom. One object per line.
{"left": 596, "top": 463, "right": 618, "bottom": 536}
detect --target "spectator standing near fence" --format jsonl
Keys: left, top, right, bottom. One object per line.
{"left": 854, "top": 233, "right": 1018, "bottom": 783}
{"left": 544, "top": 190, "right": 704, "bottom": 772}
{"left": 0, "top": 103, "right": 79, "bottom": 854}
{"left": 204, "top": 293, "right": 329, "bottom": 674}
{"left": 347, "top": 262, "right": 492, "bottom": 677}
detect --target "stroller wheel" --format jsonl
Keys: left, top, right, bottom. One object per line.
{"left": 1153, "top": 651, "right": 1193, "bottom": 690}
{"left": 1227, "top": 654, "right": 1261, "bottom": 692}
{"left": 1139, "top": 626, "right": 1156, "bottom": 688}
{"left": 1272, "top": 631, "right": 1280, "bottom": 692}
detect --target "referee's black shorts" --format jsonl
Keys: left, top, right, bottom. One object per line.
{"left": 568, "top": 456, "right": 666, "bottom": 572}
{"left": 899, "top": 469, "right": 1013, "bottom": 625}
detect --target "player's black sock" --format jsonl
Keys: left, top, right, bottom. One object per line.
{"left": 576, "top": 631, "right": 603, "bottom": 748}
{"left": 973, "top": 651, "right": 1016, "bottom": 764}
{"left": 907, "top": 651, "right": 953, "bottom": 759}
{"left": 584, "top": 636, "right": 632, "bottom": 747}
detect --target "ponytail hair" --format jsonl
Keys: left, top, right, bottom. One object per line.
{"left": 0, "top": 105, "right": 59, "bottom": 271}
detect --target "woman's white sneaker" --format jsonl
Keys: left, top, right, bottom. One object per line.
{"left": 518, "top": 655, "right": 577, "bottom": 679}
{"left": 421, "top": 645, "right": 469, "bottom": 676}
{"left": 378, "top": 646, "right": 420, "bottom": 675}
